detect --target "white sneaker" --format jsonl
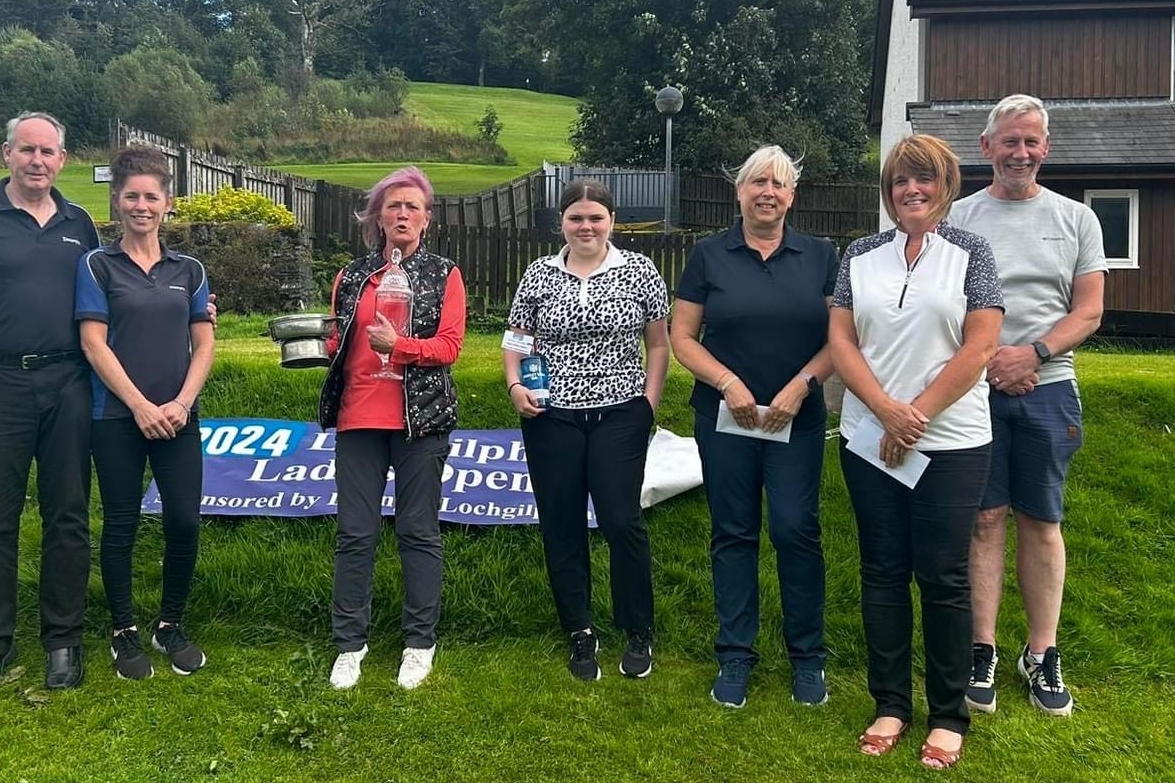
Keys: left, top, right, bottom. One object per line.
{"left": 330, "top": 644, "right": 368, "bottom": 690}
{"left": 397, "top": 645, "right": 435, "bottom": 689}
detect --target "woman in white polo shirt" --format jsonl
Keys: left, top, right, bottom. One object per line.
{"left": 829, "top": 135, "right": 1003, "bottom": 770}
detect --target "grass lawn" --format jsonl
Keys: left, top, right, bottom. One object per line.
{"left": 3, "top": 323, "right": 1172, "bottom": 782}
{"left": 53, "top": 82, "right": 580, "bottom": 212}
{"left": 56, "top": 158, "right": 112, "bottom": 221}
{"left": 276, "top": 84, "right": 579, "bottom": 196}
{"left": 273, "top": 161, "right": 540, "bottom": 196}
{"left": 402, "top": 82, "right": 578, "bottom": 170}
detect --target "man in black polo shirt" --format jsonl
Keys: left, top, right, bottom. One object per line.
{"left": 0, "top": 111, "right": 100, "bottom": 688}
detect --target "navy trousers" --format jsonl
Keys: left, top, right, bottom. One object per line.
{"left": 694, "top": 412, "right": 827, "bottom": 669}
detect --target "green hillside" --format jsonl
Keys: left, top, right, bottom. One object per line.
{"left": 55, "top": 83, "right": 579, "bottom": 214}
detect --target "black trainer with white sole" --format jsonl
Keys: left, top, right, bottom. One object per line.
{"left": 965, "top": 642, "right": 998, "bottom": 713}
{"left": 1018, "top": 644, "right": 1073, "bottom": 716}
{"left": 111, "top": 627, "right": 154, "bottom": 680}
{"left": 152, "top": 621, "right": 207, "bottom": 675}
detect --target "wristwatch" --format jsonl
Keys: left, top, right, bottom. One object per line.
{"left": 799, "top": 372, "right": 819, "bottom": 394}
{"left": 1031, "top": 340, "right": 1052, "bottom": 363}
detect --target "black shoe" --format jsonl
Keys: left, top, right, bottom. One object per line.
{"left": 965, "top": 643, "right": 999, "bottom": 713}
{"left": 111, "top": 628, "right": 154, "bottom": 681}
{"left": 620, "top": 629, "right": 653, "bottom": 678}
{"left": 568, "top": 629, "right": 601, "bottom": 681}
{"left": 0, "top": 641, "right": 16, "bottom": 674}
{"left": 45, "top": 646, "right": 84, "bottom": 690}
{"left": 1018, "top": 644, "right": 1073, "bottom": 716}
{"left": 152, "top": 621, "right": 206, "bottom": 675}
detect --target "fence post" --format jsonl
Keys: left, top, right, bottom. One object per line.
{"left": 176, "top": 146, "right": 191, "bottom": 198}
{"left": 283, "top": 175, "right": 296, "bottom": 212}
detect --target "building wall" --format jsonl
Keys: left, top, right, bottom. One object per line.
{"left": 962, "top": 178, "right": 1175, "bottom": 314}
{"left": 927, "top": 15, "right": 1172, "bottom": 101}
{"left": 879, "top": 5, "right": 926, "bottom": 229}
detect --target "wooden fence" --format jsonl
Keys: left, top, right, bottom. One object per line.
{"left": 110, "top": 120, "right": 880, "bottom": 289}
{"left": 110, "top": 120, "right": 318, "bottom": 228}
{"left": 681, "top": 174, "right": 879, "bottom": 248}
{"left": 432, "top": 173, "right": 534, "bottom": 230}
{"left": 428, "top": 225, "right": 698, "bottom": 309}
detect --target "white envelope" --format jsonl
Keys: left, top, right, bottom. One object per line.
{"left": 716, "top": 401, "right": 792, "bottom": 443}
{"left": 845, "top": 416, "right": 930, "bottom": 489}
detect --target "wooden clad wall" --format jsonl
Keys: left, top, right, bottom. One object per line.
{"left": 1049, "top": 183, "right": 1174, "bottom": 314}
{"left": 1111, "top": 185, "right": 1175, "bottom": 314}
{"left": 927, "top": 16, "right": 1172, "bottom": 101}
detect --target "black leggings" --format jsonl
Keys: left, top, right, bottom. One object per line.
{"left": 94, "top": 417, "right": 203, "bottom": 630}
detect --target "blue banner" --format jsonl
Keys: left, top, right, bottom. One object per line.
{"left": 142, "top": 418, "right": 555, "bottom": 525}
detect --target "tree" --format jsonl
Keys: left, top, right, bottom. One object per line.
{"left": 563, "top": 1, "right": 873, "bottom": 180}
{"left": 286, "top": 0, "right": 373, "bottom": 79}
{"left": 104, "top": 44, "right": 215, "bottom": 142}
{"left": 0, "top": 27, "right": 109, "bottom": 149}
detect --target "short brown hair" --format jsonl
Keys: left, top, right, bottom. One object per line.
{"left": 880, "top": 134, "right": 960, "bottom": 226}
{"left": 110, "top": 145, "right": 173, "bottom": 196}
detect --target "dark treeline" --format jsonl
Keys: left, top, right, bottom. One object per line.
{"left": 1, "top": 0, "right": 875, "bottom": 180}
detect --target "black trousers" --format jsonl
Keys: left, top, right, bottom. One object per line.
{"left": 520, "top": 396, "right": 655, "bottom": 633}
{"left": 0, "top": 361, "right": 91, "bottom": 652}
{"left": 333, "top": 430, "right": 449, "bottom": 651}
{"left": 839, "top": 439, "right": 991, "bottom": 735}
{"left": 93, "top": 417, "right": 203, "bottom": 630}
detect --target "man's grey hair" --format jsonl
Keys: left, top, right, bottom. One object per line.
{"left": 982, "top": 94, "right": 1049, "bottom": 138}
{"left": 5, "top": 111, "right": 67, "bottom": 148}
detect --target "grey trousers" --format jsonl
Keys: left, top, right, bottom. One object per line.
{"left": 332, "top": 429, "right": 449, "bottom": 651}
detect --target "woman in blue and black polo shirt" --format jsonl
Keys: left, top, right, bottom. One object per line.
{"left": 75, "top": 146, "right": 214, "bottom": 681}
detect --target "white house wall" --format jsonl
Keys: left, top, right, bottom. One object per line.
{"left": 879, "top": 4, "right": 925, "bottom": 229}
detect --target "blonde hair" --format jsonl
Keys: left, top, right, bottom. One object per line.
{"left": 733, "top": 145, "right": 803, "bottom": 190}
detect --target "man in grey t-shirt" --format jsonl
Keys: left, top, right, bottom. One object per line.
{"left": 949, "top": 94, "right": 1107, "bottom": 718}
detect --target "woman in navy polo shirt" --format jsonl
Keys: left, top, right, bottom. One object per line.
{"left": 75, "top": 146, "right": 214, "bottom": 681}
{"left": 670, "top": 145, "right": 838, "bottom": 709}
{"left": 504, "top": 179, "right": 669, "bottom": 682}
{"left": 829, "top": 135, "right": 1003, "bottom": 769}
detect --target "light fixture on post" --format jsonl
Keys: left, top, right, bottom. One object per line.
{"left": 654, "top": 86, "right": 683, "bottom": 234}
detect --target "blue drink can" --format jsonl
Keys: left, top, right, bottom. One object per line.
{"left": 520, "top": 354, "right": 550, "bottom": 408}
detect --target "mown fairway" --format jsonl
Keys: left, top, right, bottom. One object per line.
{"left": 277, "top": 83, "right": 578, "bottom": 195}
{"left": 3, "top": 321, "right": 1173, "bottom": 782}
{"left": 56, "top": 82, "right": 579, "bottom": 215}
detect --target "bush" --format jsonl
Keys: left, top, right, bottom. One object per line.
{"left": 0, "top": 27, "right": 109, "bottom": 149}
{"left": 476, "top": 105, "right": 503, "bottom": 143}
{"left": 104, "top": 44, "right": 213, "bottom": 144}
{"left": 341, "top": 67, "right": 409, "bottom": 118}
{"left": 311, "top": 237, "right": 354, "bottom": 307}
{"left": 175, "top": 187, "right": 298, "bottom": 228}
{"left": 98, "top": 220, "right": 314, "bottom": 313}
{"left": 164, "top": 223, "right": 312, "bottom": 313}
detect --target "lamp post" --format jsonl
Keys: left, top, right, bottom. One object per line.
{"left": 654, "top": 86, "right": 683, "bottom": 234}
